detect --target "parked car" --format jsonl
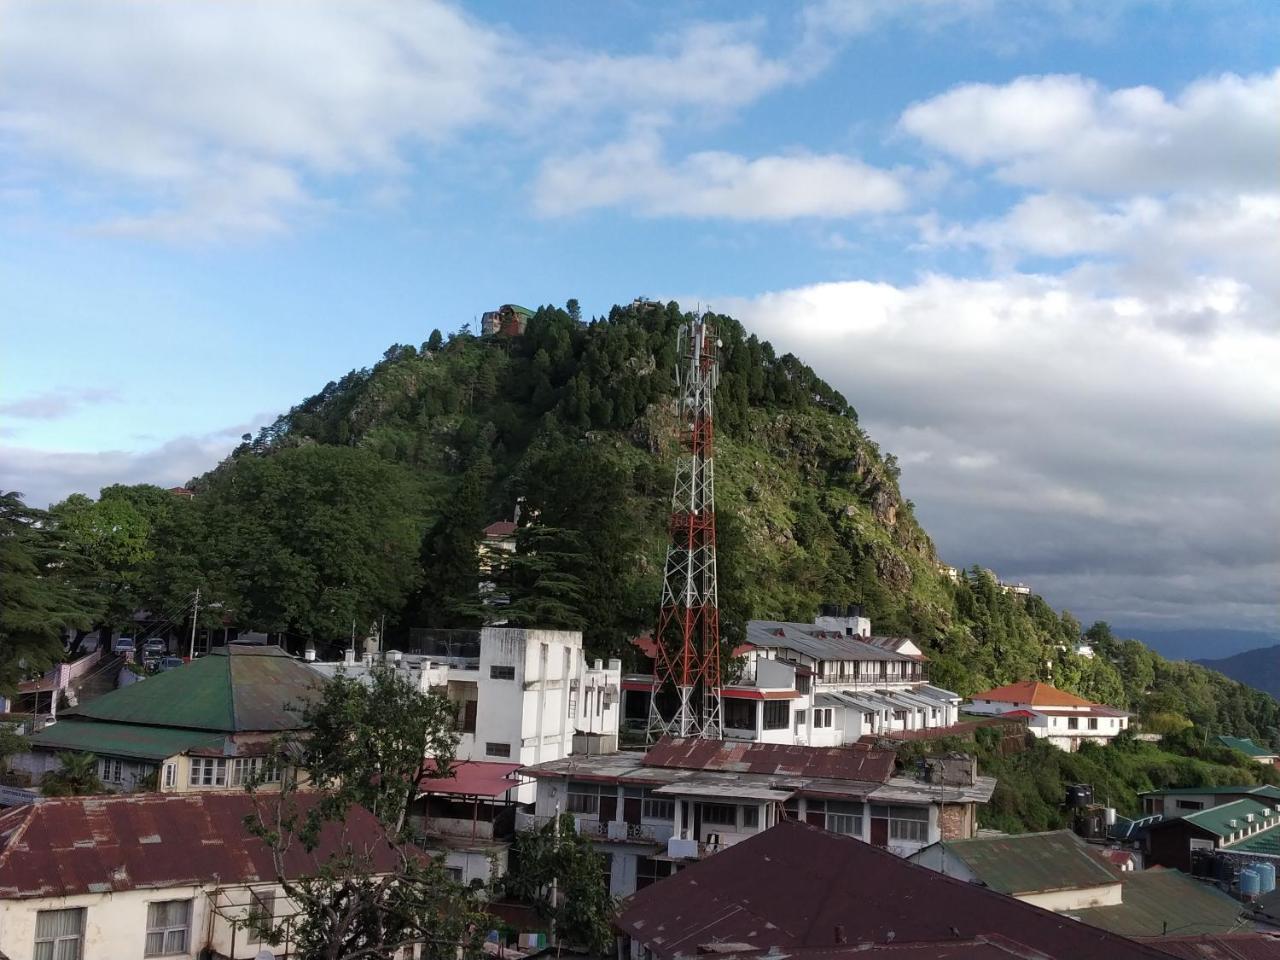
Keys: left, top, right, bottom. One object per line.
{"left": 112, "top": 636, "right": 135, "bottom": 654}
{"left": 142, "top": 638, "right": 168, "bottom": 655}
{"left": 158, "top": 656, "right": 184, "bottom": 672}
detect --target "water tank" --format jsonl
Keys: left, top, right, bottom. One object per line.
{"left": 1258, "top": 862, "right": 1276, "bottom": 894}
{"left": 1066, "top": 784, "right": 1094, "bottom": 808}
{"left": 1104, "top": 807, "right": 1117, "bottom": 826}
{"left": 1242, "top": 868, "right": 1262, "bottom": 899}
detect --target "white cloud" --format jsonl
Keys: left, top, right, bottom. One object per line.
{"left": 899, "top": 70, "right": 1280, "bottom": 193}
{"left": 0, "top": 387, "right": 119, "bottom": 421}
{"left": 0, "top": 2, "right": 804, "bottom": 240}
{"left": 716, "top": 272, "right": 1280, "bottom": 629}
{"left": 534, "top": 129, "right": 906, "bottom": 220}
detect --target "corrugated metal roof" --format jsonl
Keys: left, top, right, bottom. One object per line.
{"left": 1149, "top": 933, "right": 1280, "bottom": 960}
{"left": 1219, "top": 736, "right": 1279, "bottom": 759}
{"left": 419, "top": 760, "right": 525, "bottom": 798}
{"left": 67, "top": 644, "right": 317, "bottom": 733}
{"left": 24, "top": 720, "right": 224, "bottom": 762}
{"left": 1142, "top": 786, "right": 1280, "bottom": 799}
{"left": 616, "top": 820, "right": 1173, "bottom": 960}
{"left": 0, "top": 792, "right": 406, "bottom": 899}
{"left": 1073, "top": 868, "right": 1244, "bottom": 938}
{"left": 1183, "top": 798, "right": 1280, "bottom": 838}
{"left": 745, "top": 621, "right": 915, "bottom": 663}
{"left": 643, "top": 737, "right": 895, "bottom": 783}
{"left": 932, "top": 830, "right": 1121, "bottom": 896}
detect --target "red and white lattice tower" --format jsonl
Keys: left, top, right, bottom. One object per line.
{"left": 648, "top": 315, "right": 723, "bottom": 741}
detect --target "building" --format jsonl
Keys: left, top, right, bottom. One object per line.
{"left": 480, "top": 304, "right": 534, "bottom": 337}
{"left": 16, "top": 644, "right": 318, "bottom": 794}
{"left": 1146, "top": 796, "right": 1280, "bottom": 872}
{"left": 964, "top": 680, "right": 1129, "bottom": 750}
{"left": 910, "top": 830, "right": 1124, "bottom": 911}
{"left": 315, "top": 628, "right": 621, "bottom": 804}
{"left": 911, "top": 830, "right": 1244, "bottom": 937}
{"left": 0, "top": 792, "right": 410, "bottom": 960}
{"left": 519, "top": 737, "right": 995, "bottom": 897}
{"left": 623, "top": 612, "right": 962, "bottom": 744}
{"left": 1218, "top": 736, "right": 1280, "bottom": 767}
{"left": 615, "top": 819, "right": 1177, "bottom": 960}
{"left": 1140, "top": 785, "right": 1280, "bottom": 819}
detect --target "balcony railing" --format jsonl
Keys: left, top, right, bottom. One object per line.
{"left": 515, "top": 811, "right": 671, "bottom": 845}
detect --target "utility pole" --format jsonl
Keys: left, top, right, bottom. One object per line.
{"left": 188, "top": 587, "right": 201, "bottom": 660}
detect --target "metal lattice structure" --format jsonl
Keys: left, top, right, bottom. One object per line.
{"left": 648, "top": 315, "right": 723, "bottom": 741}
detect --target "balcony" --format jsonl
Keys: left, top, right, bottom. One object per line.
{"left": 515, "top": 811, "right": 672, "bottom": 846}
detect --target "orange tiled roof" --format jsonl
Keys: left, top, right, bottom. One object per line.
{"left": 968, "top": 681, "right": 1097, "bottom": 708}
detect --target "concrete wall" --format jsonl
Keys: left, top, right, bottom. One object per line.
{"left": 1018, "top": 884, "right": 1122, "bottom": 911}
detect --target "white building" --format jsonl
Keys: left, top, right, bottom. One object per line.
{"left": 0, "top": 792, "right": 421, "bottom": 960}
{"left": 519, "top": 738, "right": 995, "bottom": 898}
{"left": 964, "top": 681, "right": 1129, "bottom": 751}
{"left": 624, "top": 613, "right": 961, "bottom": 745}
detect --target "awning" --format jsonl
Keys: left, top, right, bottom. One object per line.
{"left": 418, "top": 760, "right": 526, "bottom": 798}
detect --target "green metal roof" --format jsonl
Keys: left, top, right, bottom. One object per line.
{"left": 1141, "top": 785, "right": 1280, "bottom": 799}
{"left": 1074, "top": 868, "right": 1246, "bottom": 938}
{"left": 26, "top": 720, "right": 224, "bottom": 762}
{"left": 504, "top": 304, "right": 535, "bottom": 317}
{"left": 1218, "top": 736, "right": 1278, "bottom": 759}
{"left": 937, "top": 830, "right": 1120, "bottom": 896}
{"left": 67, "top": 644, "right": 317, "bottom": 733}
{"left": 1182, "top": 798, "right": 1277, "bottom": 838}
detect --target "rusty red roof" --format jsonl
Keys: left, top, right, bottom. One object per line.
{"left": 0, "top": 791, "right": 407, "bottom": 899}
{"left": 483, "top": 520, "right": 517, "bottom": 538}
{"left": 616, "top": 820, "right": 1173, "bottom": 960}
{"left": 419, "top": 760, "right": 526, "bottom": 798}
{"left": 643, "top": 737, "right": 895, "bottom": 783}
{"left": 1148, "top": 934, "right": 1280, "bottom": 959}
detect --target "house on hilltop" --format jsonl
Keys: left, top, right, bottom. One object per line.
{"left": 1218, "top": 735, "right": 1280, "bottom": 767}
{"left": 480, "top": 303, "right": 533, "bottom": 337}
{"left": 964, "top": 680, "right": 1129, "bottom": 751}
{"left": 16, "top": 644, "right": 317, "bottom": 794}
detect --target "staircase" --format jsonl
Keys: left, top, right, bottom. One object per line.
{"left": 67, "top": 655, "right": 123, "bottom": 707}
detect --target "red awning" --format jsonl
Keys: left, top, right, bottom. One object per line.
{"left": 419, "top": 760, "right": 526, "bottom": 798}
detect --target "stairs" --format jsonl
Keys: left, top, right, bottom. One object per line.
{"left": 68, "top": 655, "right": 123, "bottom": 707}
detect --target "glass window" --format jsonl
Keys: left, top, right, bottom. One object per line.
{"left": 189, "top": 758, "right": 226, "bottom": 787}
{"left": 642, "top": 795, "right": 674, "bottom": 820}
{"left": 248, "top": 889, "right": 276, "bottom": 940}
{"left": 700, "top": 803, "right": 736, "bottom": 825}
{"left": 793, "top": 709, "right": 806, "bottom": 731}
{"left": 742, "top": 805, "right": 760, "bottom": 828}
{"left": 145, "top": 899, "right": 191, "bottom": 956}
{"left": 871, "top": 805, "right": 929, "bottom": 843}
{"left": 35, "top": 907, "right": 84, "bottom": 960}
{"left": 231, "top": 756, "right": 282, "bottom": 787}
{"left": 1067, "top": 717, "right": 1079, "bottom": 730}
{"left": 98, "top": 758, "right": 124, "bottom": 784}
{"left": 162, "top": 762, "right": 177, "bottom": 789}
{"left": 489, "top": 664, "right": 515, "bottom": 680}
{"left": 567, "top": 783, "right": 600, "bottom": 815}
{"left": 826, "top": 812, "right": 861, "bottom": 836}
{"left": 484, "top": 742, "right": 511, "bottom": 758}
{"left": 723, "top": 698, "right": 756, "bottom": 730}
{"left": 1088, "top": 718, "right": 1099, "bottom": 730}
{"left": 762, "top": 700, "right": 789, "bottom": 730}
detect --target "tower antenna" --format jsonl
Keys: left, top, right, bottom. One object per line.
{"left": 648, "top": 311, "right": 723, "bottom": 741}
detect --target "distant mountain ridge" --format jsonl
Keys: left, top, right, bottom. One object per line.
{"left": 1116, "top": 627, "right": 1280, "bottom": 661}
{"left": 1196, "top": 646, "right": 1280, "bottom": 701}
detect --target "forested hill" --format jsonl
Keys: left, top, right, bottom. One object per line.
{"left": 38, "top": 299, "right": 1279, "bottom": 744}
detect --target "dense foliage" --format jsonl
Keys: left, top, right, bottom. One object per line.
{"left": 12, "top": 299, "right": 1276, "bottom": 758}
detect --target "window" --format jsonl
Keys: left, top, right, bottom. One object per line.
{"left": 567, "top": 783, "right": 600, "bottom": 815}
{"left": 445, "top": 867, "right": 464, "bottom": 883}
{"left": 636, "top": 856, "right": 674, "bottom": 891}
{"left": 742, "top": 805, "right": 760, "bottom": 829}
{"left": 1067, "top": 717, "right": 1079, "bottom": 730}
{"left": 459, "top": 700, "right": 478, "bottom": 734}
{"left": 231, "top": 757, "right": 281, "bottom": 787}
{"left": 145, "top": 899, "right": 191, "bottom": 956}
{"left": 248, "top": 889, "right": 275, "bottom": 939}
{"left": 700, "top": 803, "right": 736, "bottom": 825}
{"left": 872, "top": 804, "right": 929, "bottom": 843}
{"left": 189, "top": 757, "right": 226, "bottom": 787}
{"left": 162, "top": 762, "right": 177, "bottom": 789}
{"left": 642, "top": 795, "right": 674, "bottom": 820}
{"left": 813, "top": 708, "right": 833, "bottom": 729}
{"left": 98, "top": 757, "right": 124, "bottom": 784}
{"left": 762, "top": 700, "right": 789, "bottom": 730}
{"left": 489, "top": 664, "right": 515, "bottom": 680}
{"left": 1177, "top": 799, "right": 1205, "bottom": 812}
{"left": 723, "top": 698, "right": 756, "bottom": 730}
{"left": 796, "top": 674, "right": 811, "bottom": 695}
{"left": 826, "top": 811, "right": 862, "bottom": 836}
{"left": 793, "top": 709, "right": 807, "bottom": 731}
{"left": 484, "top": 742, "right": 511, "bottom": 758}
{"left": 34, "top": 907, "right": 84, "bottom": 960}
{"left": 1088, "top": 717, "right": 1099, "bottom": 730}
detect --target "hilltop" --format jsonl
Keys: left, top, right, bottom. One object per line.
{"left": 1197, "top": 646, "right": 1280, "bottom": 700}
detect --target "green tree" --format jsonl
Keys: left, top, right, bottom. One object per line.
{"left": 505, "top": 813, "right": 615, "bottom": 952}
{"left": 40, "top": 752, "right": 104, "bottom": 796}
{"left": 427, "top": 328, "right": 444, "bottom": 352}
{"left": 0, "top": 492, "right": 98, "bottom": 694}
{"left": 499, "top": 526, "right": 589, "bottom": 629}
{"left": 411, "top": 460, "right": 491, "bottom": 627}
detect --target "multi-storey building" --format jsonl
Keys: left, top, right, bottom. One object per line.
{"left": 963, "top": 681, "right": 1129, "bottom": 751}
{"left": 519, "top": 737, "right": 995, "bottom": 897}
{"left": 623, "top": 612, "right": 962, "bottom": 744}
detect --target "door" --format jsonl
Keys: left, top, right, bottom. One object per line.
{"left": 623, "top": 797, "right": 642, "bottom": 825}
{"left": 870, "top": 816, "right": 889, "bottom": 847}
{"left": 600, "top": 793, "right": 618, "bottom": 824}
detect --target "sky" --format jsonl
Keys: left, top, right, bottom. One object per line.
{"left": 1, "top": 0, "right": 1277, "bottom": 635}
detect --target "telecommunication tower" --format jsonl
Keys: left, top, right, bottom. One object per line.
{"left": 648, "top": 314, "right": 723, "bottom": 741}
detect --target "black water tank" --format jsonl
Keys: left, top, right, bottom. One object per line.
{"left": 1066, "top": 784, "right": 1094, "bottom": 808}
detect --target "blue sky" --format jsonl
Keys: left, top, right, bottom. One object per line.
{"left": 1, "top": 1, "right": 1277, "bottom": 636}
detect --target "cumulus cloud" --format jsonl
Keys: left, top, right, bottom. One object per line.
{"left": 534, "top": 128, "right": 906, "bottom": 219}
{"left": 716, "top": 273, "right": 1280, "bottom": 630}
{"left": 899, "top": 70, "right": 1280, "bottom": 193}
{"left": 0, "top": 2, "right": 802, "bottom": 240}
{"left": 0, "top": 388, "right": 119, "bottom": 421}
